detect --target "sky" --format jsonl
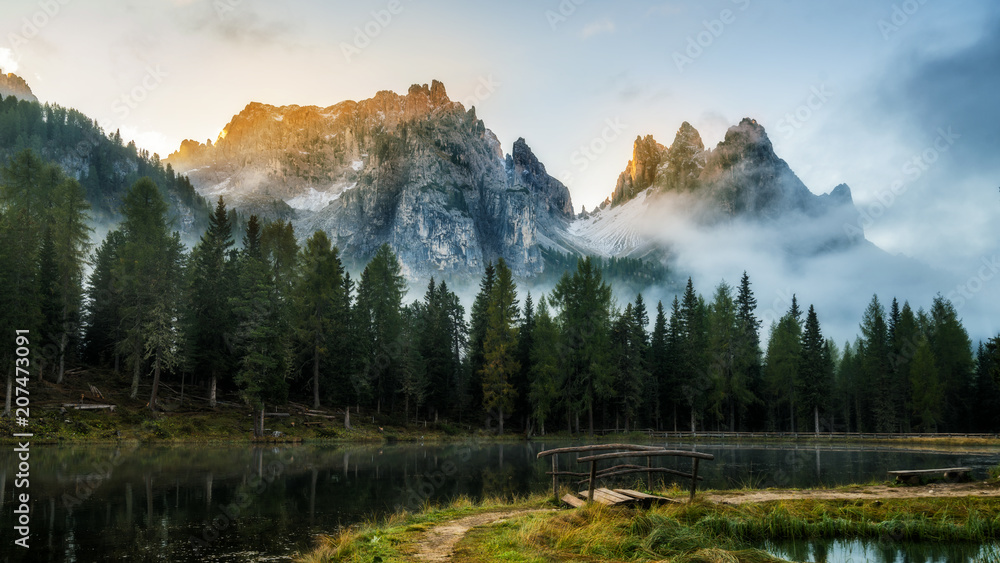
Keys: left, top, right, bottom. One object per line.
{"left": 1, "top": 0, "right": 998, "bottom": 340}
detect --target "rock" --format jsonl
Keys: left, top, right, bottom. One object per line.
{"left": 0, "top": 70, "right": 37, "bottom": 103}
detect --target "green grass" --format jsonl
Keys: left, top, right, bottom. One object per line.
{"left": 298, "top": 492, "right": 1000, "bottom": 563}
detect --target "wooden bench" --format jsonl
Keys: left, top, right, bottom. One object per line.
{"left": 887, "top": 467, "right": 972, "bottom": 484}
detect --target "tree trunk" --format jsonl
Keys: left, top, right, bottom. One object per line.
{"left": 690, "top": 408, "right": 696, "bottom": 433}
{"left": 814, "top": 405, "right": 820, "bottom": 435}
{"left": 588, "top": 405, "right": 594, "bottom": 438}
{"left": 56, "top": 308, "right": 68, "bottom": 384}
{"left": 344, "top": 406, "right": 351, "bottom": 429}
{"left": 673, "top": 404, "right": 677, "bottom": 433}
{"left": 148, "top": 349, "right": 160, "bottom": 411}
{"left": 3, "top": 373, "right": 11, "bottom": 417}
{"left": 130, "top": 346, "right": 141, "bottom": 399}
{"left": 730, "top": 400, "right": 736, "bottom": 432}
{"left": 499, "top": 407, "right": 504, "bottom": 435}
{"left": 312, "top": 344, "right": 321, "bottom": 409}
{"left": 209, "top": 374, "right": 217, "bottom": 408}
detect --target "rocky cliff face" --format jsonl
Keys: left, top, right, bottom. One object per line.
{"left": 167, "top": 81, "right": 574, "bottom": 279}
{"left": 574, "top": 118, "right": 861, "bottom": 257}
{"left": 0, "top": 71, "right": 37, "bottom": 103}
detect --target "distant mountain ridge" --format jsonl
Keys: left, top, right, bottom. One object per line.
{"left": 167, "top": 81, "right": 575, "bottom": 278}
{"left": 166, "top": 81, "right": 869, "bottom": 280}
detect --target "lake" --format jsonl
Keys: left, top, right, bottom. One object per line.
{"left": 1, "top": 440, "right": 997, "bottom": 562}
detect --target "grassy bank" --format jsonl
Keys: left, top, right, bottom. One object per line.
{"left": 300, "top": 489, "right": 1000, "bottom": 563}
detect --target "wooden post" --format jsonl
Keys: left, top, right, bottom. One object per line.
{"left": 587, "top": 460, "right": 597, "bottom": 503}
{"left": 646, "top": 456, "right": 652, "bottom": 491}
{"left": 552, "top": 454, "right": 558, "bottom": 501}
{"left": 689, "top": 458, "right": 700, "bottom": 503}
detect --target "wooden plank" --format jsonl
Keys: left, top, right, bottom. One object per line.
{"left": 577, "top": 450, "right": 715, "bottom": 463}
{"left": 612, "top": 489, "right": 672, "bottom": 502}
{"left": 580, "top": 488, "right": 634, "bottom": 506}
{"left": 587, "top": 461, "right": 597, "bottom": 503}
{"left": 561, "top": 493, "right": 586, "bottom": 508}
{"left": 537, "top": 444, "right": 666, "bottom": 458}
{"left": 589, "top": 467, "right": 701, "bottom": 482}
{"left": 689, "top": 458, "right": 701, "bottom": 503}
{"left": 887, "top": 467, "right": 972, "bottom": 476}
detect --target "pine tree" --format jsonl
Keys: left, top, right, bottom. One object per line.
{"left": 293, "top": 230, "right": 344, "bottom": 409}
{"left": 354, "top": 244, "right": 406, "bottom": 412}
{"left": 859, "top": 295, "right": 894, "bottom": 431}
{"left": 764, "top": 297, "right": 802, "bottom": 431}
{"left": 468, "top": 262, "right": 496, "bottom": 414}
{"left": 481, "top": 258, "right": 520, "bottom": 434}
{"left": 47, "top": 177, "right": 91, "bottom": 383}
{"left": 529, "top": 297, "right": 561, "bottom": 435}
{"left": 114, "top": 177, "right": 185, "bottom": 408}
{"left": 909, "top": 336, "right": 941, "bottom": 432}
{"left": 650, "top": 301, "right": 668, "bottom": 430}
{"left": 550, "top": 257, "right": 613, "bottom": 436}
{"left": 799, "top": 305, "right": 832, "bottom": 434}
{"left": 515, "top": 293, "right": 536, "bottom": 431}
{"left": 707, "top": 282, "right": 741, "bottom": 431}
{"left": 735, "top": 272, "right": 762, "bottom": 430}
{"left": 186, "top": 197, "right": 236, "bottom": 408}
{"left": 927, "top": 296, "right": 973, "bottom": 430}
{"left": 84, "top": 231, "right": 127, "bottom": 369}
{"left": 679, "top": 278, "right": 710, "bottom": 432}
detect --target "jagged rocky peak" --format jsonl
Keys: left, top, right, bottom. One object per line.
{"left": 710, "top": 117, "right": 776, "bottom": 166}
{"left": 663, "top": 121, "right": 706, "bottom": 190}
{"left": 611, "top": 135, "right": 666, "bottom": 207}
{"left": 0, "top": 70, "right": 37, "bottom": 103}
{"left": 506, "top": 137, "right": 574, "bottom": 220}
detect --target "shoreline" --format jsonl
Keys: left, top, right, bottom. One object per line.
{"left": 297, "top": 480, "right": 1000, "bottom": 563}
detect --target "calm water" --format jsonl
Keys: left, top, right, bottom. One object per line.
{"left": 762, "top": 538, "right": 1000, "bottom": 563}
{"left": 0, "top": 441, "right": 997, "bottom": 562}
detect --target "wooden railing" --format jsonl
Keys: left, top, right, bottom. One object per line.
{"left": 537, "top": 444, "right": 714, "bottom": 504}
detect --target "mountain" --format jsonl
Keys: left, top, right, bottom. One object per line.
{"left": 167, "top": 81, "right": 574, "bottom": 278}
{"left": 0, "top": 70, "right": 37, "bottom": 103}
{"left": 0, "top": 72, "right": 210, "bottom": 236}
{"left": 571, "top": 118, "right": 861, "bottom": 259}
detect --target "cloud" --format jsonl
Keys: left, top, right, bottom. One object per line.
{"left": 580, "top": 18, "right": 616, "bottom": 39}
{"left": 171, "top": 2, "right": 297, "bottom": 47}
{"left": 0, "top": 48, "right": 19, "bottom": 73}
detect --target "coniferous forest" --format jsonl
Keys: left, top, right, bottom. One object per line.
{"left": 3, "top": 152, "right": 999, "bottom": 437}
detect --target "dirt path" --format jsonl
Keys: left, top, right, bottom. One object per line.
{"left": 704, "top": 481, "right": 1000, "bottom": 504}
{"left": 413, "top": 509, "right": 550, "bottom": 562}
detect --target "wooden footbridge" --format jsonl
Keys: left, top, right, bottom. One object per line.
{"left": 537, "top": 444, "right": 715, "bottom": 507}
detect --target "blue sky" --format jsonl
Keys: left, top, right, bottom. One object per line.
{"left": 1, "top": 0, "right": 998, "bottom": 305}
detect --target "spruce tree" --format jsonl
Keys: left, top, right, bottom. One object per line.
{"left": 799, "top": 305, "right": 832, "bottom": 434}
{"left": 529, "top": 297, "right": 561, "bottom": 435}
{"left": 293, "top": 230, "right": 344, "bottom": 409}
{"left": 859, "top": 294, "right": 894, "bottom": 432}
{"left": 354, "top": 244, "right": 406, "bottom": 412}
{"left": 480, "top": 258, "right": 520, "bottom": 434}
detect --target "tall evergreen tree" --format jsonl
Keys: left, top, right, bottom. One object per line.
{"left": 735, "top": 272, "right": 762, "bottom": 430}
{"left": 529, "top": 297, "right": 561, "bottom": 435}
{"left": 293, "top": 230, "right": 345, "bottom": 409}
{"left": 115, "top": 177, "right": 185, "bottom": 409}
{"left": 859, "top": 295, "right": 894, "bottom": 431}
{"left": 799, "top": 305, "right": 832, "bottom": 434}
{"left": 678, "top": 278, "right": 710, "bottom": 432}
{"left": 515, "top": 293, "right": 536, "bottom": 431}
{"left": 354, "top": 244, "right": 406, "bottom": 412}
{"left": 550, "top": 257, "right": 613, "bottom": 436}
{"left": 186, "top": 197, "right": 236, "bottom": 407}
{"left": 650, "top": 301, "right": 669, "bottom": 430}
{"left": 764, "top": 297, "right": 803, "bottom": 431}
{"left": 480, "top": 258, "right": 520, "bottom": 434}
{"left": 927, "top": 295, "right": 973, "bottom": 430}
{"left": 468, "top": 262, "right": 496, "bottom": 416}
